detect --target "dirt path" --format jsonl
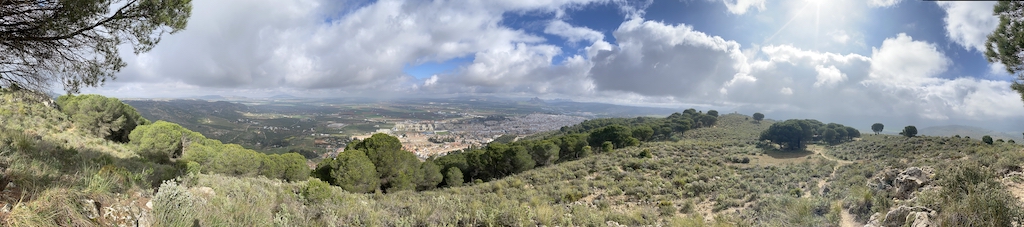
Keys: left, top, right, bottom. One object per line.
{"left": 806, "top": 145, "right": 861, "bottom": 227}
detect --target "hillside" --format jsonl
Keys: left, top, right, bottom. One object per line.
{"left": 918, "top": 125, "right": 1021, "bottom": 142}
{"left": 1, "top": 91, "right": 1023, "bottom": 226}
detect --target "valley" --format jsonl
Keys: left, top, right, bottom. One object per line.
{"left": 124, "top": 97, "right": 669, "bottom": 160}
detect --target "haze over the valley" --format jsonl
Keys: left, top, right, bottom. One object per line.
{"left": 81, "top": 0, "right": 1024, "bottom": 132}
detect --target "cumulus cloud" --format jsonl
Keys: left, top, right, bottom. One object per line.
{"left": 722, "top": 0, "right": 766, "bottom": 15}
{"left": 109, "top": 0, "right": 606, "bottom": 92}
{"left": 717, "top": 33, "right": 1022, "bottom": 123}
{"left": 937, "top": 1, "right": 999, "bottom": 52}
{"left": 869, "top": 33, "right": 950, "bottom": 86}
{"left": 88, "top": 0, "right": 1024, "bottom": 130}
{"left": 589, "top": 18, "right": 748, "bottom": 98}
{"left": 545, "top": 20, "right": 605, "bottom": 44}
{"left": 814, "top": 65, "right": 846, "bottom": 87}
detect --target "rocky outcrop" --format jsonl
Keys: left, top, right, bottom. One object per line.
{"left": 864, "top": 206, "right": 935, "bottom": 227}
{"left": 867, "top": 167, "right": 933, "bottom": 200}
{"left": 863, "top": 166, "right": 938, "bottom": 227}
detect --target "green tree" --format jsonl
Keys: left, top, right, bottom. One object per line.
{"left": 313, "top": 150, "right": 379, "bottom": 193}
{"left": 445, "top": 167, "right": 464, "bottom": 187}
{"left": 759, "top": 120, "right": 806, "bottom": 150}
{"left": 601, "top": 141, "right": 614, "bottom": 153}
{"left": 985, "top": 2, "right": 1024, "bottom": 103}
{"left": 845, "top": 127, "right": 861, "bottom": 139}
{"left": 57, "top": 94, "right": 149, "bottom": 142}
{"left": 351, "top": 133, "right": 420, "bottom": 192}
{"left": 260, "top": 153, "right": 308, "bottom": 182}
{"left": 416, "top": 161, "right": 443, "bottom": 190}
{"left": 529, "top": 141, "right": 560, "bottom": 166}
{"left": 822, "top": 128, "right": 838, "bottom": 145}
{"left": 588, "top": 125, "right": 635, "bottom": 149}
{"left": 0, "top": 0, "right": 192, "bottom": 93}
{"left": 753, "top": 112, "right": 765, "bottom": 122}
{"left": 835, "top": 128, "right": 848, "bottom": 141}
{"left": 707, "top": 110, "right": 719, "bottom": 117}
{"left": 129, "top": 121, "right": 202, "bottom": 162}
{"left": 696, "top": 114, "right": 717, "bottom": 127}
{"left": 983, "top": 135, "right": 994, "bottom": 145}
{"left": 900, "top": 126, "right": 918, "bottom": 138}
{"left": 871, "top": 123, "right": 884, "bottom": 135}
{"left": 631, "top": 126, "right": 654, "bottom": 142}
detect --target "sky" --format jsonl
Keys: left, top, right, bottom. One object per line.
{"left": 81, "top": 0, "right": 1024, "bottom": 132}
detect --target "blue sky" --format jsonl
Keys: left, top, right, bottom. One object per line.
{"left": 85, "top": 0, "right": 1024, "bottom": 131}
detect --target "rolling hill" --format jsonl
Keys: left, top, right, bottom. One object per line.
{"left": 1, "top": 90, "right": 1022, "bottom": 226}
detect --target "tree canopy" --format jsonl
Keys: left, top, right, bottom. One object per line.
{"left": 900, "top": 126, "right": 918, "bottom": 138}
{"left": 129, "top": 120, "right": 199, "bottom": 162}
{"left": 58, "top": 94, "right": 148, "bottom": 143}
{"left": 1, "top": 0, "right": 193, "bottom": 93}
{"left": 760, "top": 119, "right": 861, "bottom": 150}
{"left": 753, "top": 113, "right": 765, "bottom": 122}
{"left": 314, "top": 133, "right": 442, "bottom": 193}
{"left": 871, "top": 123, "right": 884, "bottom": 135}
{"left": 985, "top": 2, "right": 1024, "bottom": 103}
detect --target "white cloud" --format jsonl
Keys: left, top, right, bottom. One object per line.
{"left": 423, "top": 75, "right": 439, "bottom": 86}
{"left": 88, "top": 0, "right": 1024, "bottom": 130}
{"left": 723, "top": 0, "right": 766, "bottom": 15}
{"left": 869, "top": 33, "right": 950, "bottom": 86}
{"left": 829, "top": 30, "right": 850, "bottom": 44}
{"left": 937, "top": 1, "right": 999, "bottom": 52}
{"left": 779, "top": 87, "right": 793, "bottom": 95}
{"left": 545, "top": 20, "right": 605, "bottom": 44}
{"left": 868, "top": 0, "right": 901, "bottom": 8}
{"left": 109, "top": 0, "right": 607, "bottom": 91}
{"left": 814, "top": 65, "right": 846, "bottom": 87}
{"left": 460, "top": 43, "right": 561, "bottom": 87}
{"left": 589, "top": 18, "right": 748, "bottom": 98}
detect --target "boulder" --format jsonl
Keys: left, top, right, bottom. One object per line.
{"left": 893, "top": 167, "right": 930, "bottom": 199}
{"left": 864, "top": 213, "right": 883, "bottom": 227}
{"left": 880, "top": 206, "right": 934, "bottom": 227}
{"left": 866, "top": 167, "right": 933, "bottom": 200}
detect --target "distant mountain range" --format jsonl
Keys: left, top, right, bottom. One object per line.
{"left": 919, "top": 125, "right": 1022, "bottom": 141}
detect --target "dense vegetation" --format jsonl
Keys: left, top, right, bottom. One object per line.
{"left": 759, "top": 119, "right": 861, "bottom": 149}
{"left": 2, "top": 91, "right": 1024, "bottom": 226}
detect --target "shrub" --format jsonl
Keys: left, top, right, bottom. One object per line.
{"left": 152, "top": 180, "right": 198, "bottom": 226}
{"left": 301, "top": 178, "right": 336, "bottom": 204}
{"left": 983, "top": 135, "right": 994, "bottom": 145}
{"left": 658, "top": 200, "right": 675, "bottom": 216}
{"left": 129, "top": 121, "right": 204, "bottom": 162}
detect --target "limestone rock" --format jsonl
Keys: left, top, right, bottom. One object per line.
{"left": 81, "top": 199, "right": 99, "bottom": 220}
{"left": 864, "top": 213, "right": 883, "bottom": 227}
{"left": 880, "top": 206, "right": 934, "bottom": 227}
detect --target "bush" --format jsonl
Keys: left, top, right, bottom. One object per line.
{"left": 983, "top": 135, "right": 993, "bottom": 145}
{"left": 152, "top": 180, "right": 198, "bottom": 226}
{"left": 301, "top": 178, "right": 336, "bottom": 204}
{"left": 129, "top": 121, "right": 204, "bottom": 162}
